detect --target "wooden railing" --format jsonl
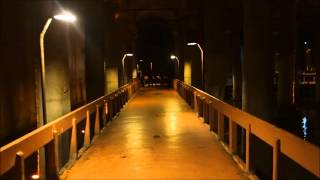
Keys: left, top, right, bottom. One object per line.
{"left": 174, "top": 79, "right": 320, "bottom": 180}
{"left": 0, "top": 80, "right": 140, "bottom": 179}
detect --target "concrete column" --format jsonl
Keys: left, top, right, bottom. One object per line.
{"left": 315, "top": 28, "right": 320, "bottom": 105}
{"left": 105, "top": 2, "right": 133, "bottom": 92}
{"left": 243, "top": 0, "right": 274, "bottom": 120}
{"left": 104, "top": 2, "right": 119, "bottom": 93}
{"left": 243, "top": 1, "right": 275, "bottom": 179}
{"left": 277, "top": 0, "right": 296, "bottom": 110}
{"left": 43, "top": 15, "right": 71, "bottom": 122}
{"left": 232, "top": 48, "right": 242, "bottom": 108}
{"left": 225, "top": 1, "right": 242, "bottom": 107}
{"left": 83, "top": 1, "right": 106, "bottom": 102}
{"left": 66, "top": 17, "right": 86, "bottom": 109}
{"left": 203, "top": 0, "right": 231, "bottom": 99}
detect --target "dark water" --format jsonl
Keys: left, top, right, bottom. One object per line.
{"left": 276, "top": 108, "right": 320, "bottom": 146}
{"left": 224, "top": 85, "right": 320, "bottom": 146}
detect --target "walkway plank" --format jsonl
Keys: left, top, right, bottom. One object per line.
{"left": 62, "top": 88, "right": 247, "bottom": 180}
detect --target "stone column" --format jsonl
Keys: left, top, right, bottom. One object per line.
{"left": 203, "top": 0, "right": 232, "bottom": 99}
{"left": 243, "top": 1, "right": 275, "bottom": 178}
{"left": 82, "top": 1, "right": 106, "bottom": 102}
{"left": 225, "top": 1, "right": 242, "bottom": 107}
{"left": 277, "top": 0, "right": 296, "bottom": 110}
{"left": 243, "top": 0, "right": 274, "bottom": 120}
{"left": 105, "top": 1, "right": 120, "bottom": 93}
{"left": 232, "top": 48, "right": 242, "bottom": 108}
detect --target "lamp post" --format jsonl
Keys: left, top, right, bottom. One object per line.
{"left": 170, "top": 55, "right": 180, "bottom": 77}
{"left": 39, "top": 11, "right": 76, "bottom": 125}
{"left": 187, "top": 42, "right": 204, "bottom": 90}
{"left": 121, "top": 53, "right": 134, "bottom": 84}
{"left": 36, "top": 11, "right": 76, "bottom": 180}
{"left": 137, "top": 60, "right": 144, "bottom": 79}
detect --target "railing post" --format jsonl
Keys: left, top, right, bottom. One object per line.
{"left": 114, "top": 94, "right": 119, "bottom": 114}
{"left": 198, "top": 96, "right": 204, "bottom": 117}
{"left": 103, "top": 101, "right": 108, "bottom": 125}
{"left": 69, "top": 118, "right": 78, "bottom": 160}
{"left": 95, "top": 105, "right": 100, "bottom": 135}
{"left": 15, "top": 151, "right": 25, "bottom": 180}
{"left": 190, "top": 90, "right": 194, "bottom": 109}
{"left": 108, "top": 98, "right": 113, "bottom": 120}
{"left": 205, "top": 100, "right": 212, "bottom": 124}
{"left": 218, "top": 112, "right": 225, "bottom": 141}
{"left": 46, "top": 130, "right": 60, "bottom": 180}
{"left": 273, "top": 139, "right": 280, "bottom": 180}
{"left": 193, "top": 92, "right": 198, "bottom": 112}
{"left": 229, "top": 119, "right": 238, "bottom": 154}
{"left": 84, "top": 110, "right": 91, "bottom": 146}
{"left": 203, "top": 100, "right": 209, "bottom": 124}
{"left": 209, "top": 103, "right": 215, "bottom": 131}
{"left": 246, "top": 124, "right": 251, "bottom": 172}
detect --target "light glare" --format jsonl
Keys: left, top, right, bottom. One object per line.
{"left": 170, "top": 55, "right": 176, "bottom": 59}
{"left": 31, "top": 174, "right": 40, "bottom": 179}
{"left": 187, "top": 42, "right": 197, "bottom": 46}
{"left": 54, "top": 12, "right": 76, "bottom": 22}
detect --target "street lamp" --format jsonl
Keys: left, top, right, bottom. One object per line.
{"left": 37, "top": 11, "right": 76, "bottom": 180}
{"left": 121, "top": 53, "right": 134, "bottom": 84}
{"left": 40, "top": 11, "right": 76, "bottom": 125}
{"left": 170, "top": 55, "right": 180, "bottom": 77}
{"left": 187, "top": 42, "right": 204, "bottom": 89}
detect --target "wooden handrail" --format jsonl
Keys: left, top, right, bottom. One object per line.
{"left": 173, "top": 79, "right": 320, "bottom": 179}
{"left": 0, "top": 80, "right": 140, "bottom": 177}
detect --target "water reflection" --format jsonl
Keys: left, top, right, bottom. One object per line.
{"left": 301, "top": 116, "right": 308, "bottom": 139}
{"left": 277, "top": 109, "right": 320, "bottom": 146}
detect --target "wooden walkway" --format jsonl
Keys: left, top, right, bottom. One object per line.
{"left": 62, "top": 88, "right": 247, "bottom": 180}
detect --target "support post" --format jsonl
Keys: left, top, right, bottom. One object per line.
{"left": 272, "top": 139, "right": 280, "bottom": 180}
{"left": 84, "top": 110, "right": 91, "bottom": 146}
{"left": 194, "top": 92, "right": 198, "bottom": 112}
{"left": 102, "top": 101, "right": 108, "bottom": 126}
{"left": 69, "top": 118, "right": 78, "bottom": 160}
{"left": 209, "top": 103, "right": 215, "bottom": 131}
{"left": 218, "top": 112, "right": 225, "bottom": 141}
{"left": 246, "top": 124, "right": 251, "bottom": 172}
{"left": 45, "top": 131, "right": 60, "bottom": 180}
{"left": 95, "top": 105, "right": 100, "bottom": 135}
{"left": 229, "top": 119, "right": 238, "bottom": 154}
{"left": 15, "top": 151, "right": 25, "bottom": 180}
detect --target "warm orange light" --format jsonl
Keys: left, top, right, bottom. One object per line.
{"left": 81, "top": 130, "right": 85, "bottom": 134}
{"left": 31, "top": 174, "right": 40, "bottom": 179}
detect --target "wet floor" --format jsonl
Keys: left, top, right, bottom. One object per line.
{"left": 62, "top": 88, "right": 247, "bottom": 180}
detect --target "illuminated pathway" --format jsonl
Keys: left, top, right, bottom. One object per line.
{"left": 62, "top": 88, "right": 247, "bottom": 179}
